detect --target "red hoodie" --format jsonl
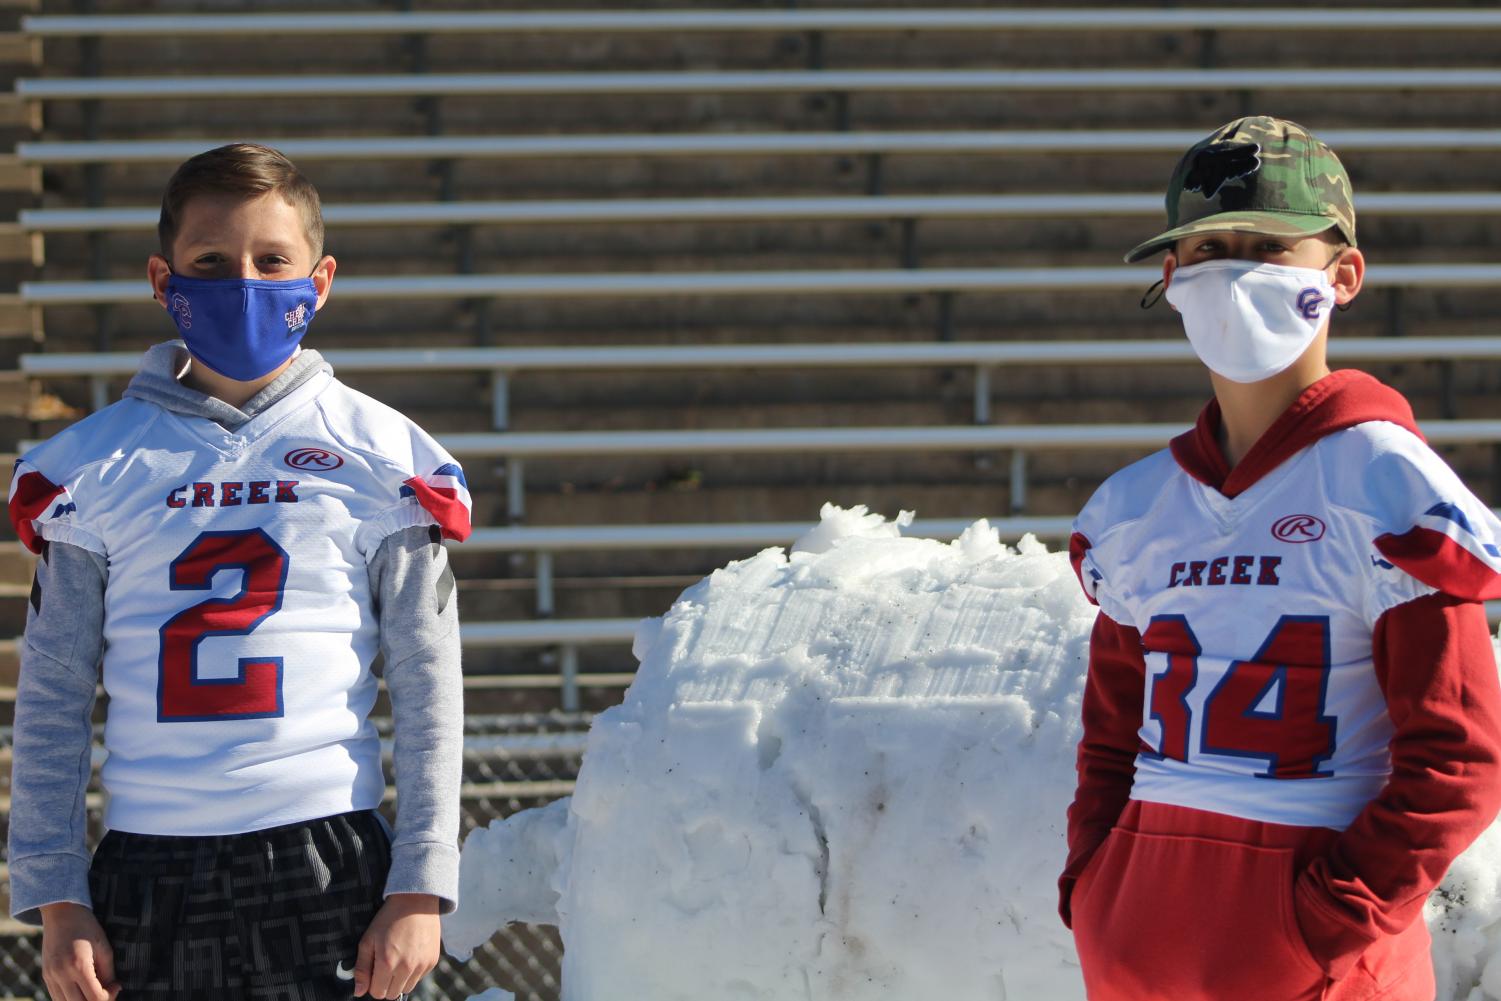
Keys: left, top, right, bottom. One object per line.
{"left": 1061, "top": 370, "right": 1501, "bottom": 1000}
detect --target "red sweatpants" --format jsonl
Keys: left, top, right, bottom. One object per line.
{"left": 1070, "top": 801, "right": 1435, "bottom": 1001}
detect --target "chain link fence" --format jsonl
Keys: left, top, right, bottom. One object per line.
{"left": 0, "top": 712, "right": 591, "bottom": 1001}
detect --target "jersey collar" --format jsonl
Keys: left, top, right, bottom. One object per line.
{"left": 1170, "top": 369, "right": 1424, "bottom": 499}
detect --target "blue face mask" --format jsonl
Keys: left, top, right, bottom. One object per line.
{"left": 164, "top": 273, "right": 320, "bottom": 382}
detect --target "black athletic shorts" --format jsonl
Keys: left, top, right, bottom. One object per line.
{"left": 89, "top": 809, "right": 393, "bottom": 1001}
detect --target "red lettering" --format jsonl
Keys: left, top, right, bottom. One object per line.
{"left": 220, "top": 481, "right": 243, "bottom": 507}
{"left": 1257, "top": 556, "right": 1283, "bottom": 586}
{"left": 1231, "top": 555, "right": 1255, "bottom": 585}
{"left": 166, "top": 486, "right": 187, "bottom": 509}
{"left": 191, "top": 482, "right": 215, "bottom": 508}
{"left": 1141, "top": 615, "right": 1200, "bottom": 762}
{"left": 1207, "top": 556, "right": 1229, "bottom": 586}
{"left": 275, "top": 480, "right": 300, "bottom": 503}
{"left": 248, "top": 481, "right": 271, "bottom": 504}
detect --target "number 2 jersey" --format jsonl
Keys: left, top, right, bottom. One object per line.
{"left": 1070, "top": 369, "right": 1501, "bottom": 830}
{"left": 7, "top": 361, "right": 472, "bottom": 837}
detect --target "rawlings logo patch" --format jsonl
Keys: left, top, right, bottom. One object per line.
{"left": 284, "top": 447, "right": 344, "bottom": 471}
{"left": 1272, "top": 514, "right": 1326, "bottom": 544}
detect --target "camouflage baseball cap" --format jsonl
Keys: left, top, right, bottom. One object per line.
{"left": 1123, "top": 116, "right": 1356, "bottom": 263}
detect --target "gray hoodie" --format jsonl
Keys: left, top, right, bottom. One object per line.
{"left": 7, "top": 342, "right": 464, "bottom": 923}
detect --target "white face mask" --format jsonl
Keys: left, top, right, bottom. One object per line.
{"left": 1164, "top": 259, "right": 1337, "bottom": 384}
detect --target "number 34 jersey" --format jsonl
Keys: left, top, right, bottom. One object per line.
{"left": 6, "top": 368, "right": 471, "bottom": 836}
{"left": 1070, "top": 370, "right": 1501, "bottom": 831}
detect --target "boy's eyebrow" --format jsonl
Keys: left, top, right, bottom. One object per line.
{"left": 178, "top": 237, "right": 301, "bottom": 255}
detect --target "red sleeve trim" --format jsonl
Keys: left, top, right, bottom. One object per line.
{"left": 401, "top": 476, "right": 472, "bottom": 542}
{"left": 1068, "top": 531, "right": 1098, "bottom": 606}
{"left": 7, "top": 469, "right": 65, "bottom": 555}
{"left": 1375, "top": 526, "right": 1501, "bottom": 600}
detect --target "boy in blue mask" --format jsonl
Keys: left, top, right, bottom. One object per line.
{"left": 1060, "top": 117, "right": 1501, "bottom": 1000}
{"left": 8, "top": 143, "right": 469, "bottom": 1001}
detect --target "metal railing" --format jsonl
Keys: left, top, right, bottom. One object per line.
{"left": 17, "top": 68, "right": 1501, "bottom": 102}
{"left": 19, "top": 191, "right": 1501, "bottom": 233}
{"left": 18, "top": 128, "right": 1501, "bottom": 165}
{"left": 23, "top": 334, "right": 1501, "bottom": 426}
{"left": 22, "top": 337, "right": 1501, "bottom": 512}
{"left": 22, "top": 9, "right": 1501, "bottom": 37}
{"left": 19, "top": 263, "right": 1501, "bottom": 307}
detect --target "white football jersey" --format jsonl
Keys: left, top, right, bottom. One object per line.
{"left": 1072, "top": 414, "right": 1501, "bottom": 831}
{"left": 8, "top": 368, "right": 472, "bottom": 836}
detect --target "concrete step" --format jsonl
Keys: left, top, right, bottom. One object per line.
{"left": 45, "top": 21, "right": 1501, "bottom": 80}
{"left": 39, "top": 143, "right": 1501, "bottom": 210}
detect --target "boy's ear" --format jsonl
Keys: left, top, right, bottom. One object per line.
{"left": 147, "top": 255, "right": 173, "bottom": 309}
{"left": 1330, "top": 247, "right": 1365, "bottom": 306}
{"left": 311, "top": 254, "right": 337, "bottom": 312}
{"left": 1160, "top": 252, "right": 1181, "bottom": 311}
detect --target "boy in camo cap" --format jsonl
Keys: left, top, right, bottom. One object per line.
{"left": 1059, "top": 116, "right": 1501, "bottom": 1000}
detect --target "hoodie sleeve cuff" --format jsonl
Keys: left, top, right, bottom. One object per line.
{"left": 384, "top": 841, "right": 460, "bottom": 915}
{"left": 1292, "top": 871, "right": 1380, "bottom": 979}
{"left": 9, "top": 852, "right": 92, "bottom": 926}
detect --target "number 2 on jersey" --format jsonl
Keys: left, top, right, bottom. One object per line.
{"left": 1141, "top": 614, "right": 1336, "bottom": 779}
{"left": 158, "top": 528, "right": 288, "bottom": 721}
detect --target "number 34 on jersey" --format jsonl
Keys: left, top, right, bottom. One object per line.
{"left": 1140, "top": 613, "right": 1336, "bottom": 781}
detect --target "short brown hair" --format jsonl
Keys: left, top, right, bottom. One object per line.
{"left": 157, "top": 143, "right": 324, "bottom": 260}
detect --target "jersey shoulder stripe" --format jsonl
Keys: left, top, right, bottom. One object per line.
{"left": 8, "top": 399, "right": 160, "bottom": 554}
{"left": 1073, "top": 447, "right": 1181, "bottom": 549}
{"left": 1070, "top": 446, "right": 1179, "bottom": 622}
{"left": 399, "top": 463, "right": 471, "bottom": 541}
{"left": 312, "top": 379, "right": 471, "bottom": 542}
{"left": 1321, "top": 422, "right": 1501, "bottom": 601}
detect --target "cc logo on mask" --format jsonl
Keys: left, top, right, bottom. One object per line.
{"left": 1296, "top": 287, "right": 1326, "bottom": 321}
{"left": 170, "top": 292, "right": 193, "bottom": 329}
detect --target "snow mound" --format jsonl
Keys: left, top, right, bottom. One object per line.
{"left": 445, "top": 505, "right": 1501, "bottom": 1001}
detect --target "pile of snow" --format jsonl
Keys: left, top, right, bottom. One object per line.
{"left": 444, "top": 504, "right": 1501, "bottom": 1001}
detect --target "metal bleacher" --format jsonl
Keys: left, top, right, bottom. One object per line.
{"left": 8, "top": 5, "right": 1501, "bottom": 688}
{"left": 3, "top": 8, "right": 1501, "bottom": 994}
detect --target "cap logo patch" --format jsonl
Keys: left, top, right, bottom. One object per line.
{"left": 1183, "top": 141, "right": 1262, "bottom": 200}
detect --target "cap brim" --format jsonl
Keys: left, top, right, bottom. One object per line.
{"left": 1122, "top": 211, "right": 1342, "bottom": 263}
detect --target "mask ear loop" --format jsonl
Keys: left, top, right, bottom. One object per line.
{"left": 1325, "top": 246, "right": 1353, "bottom": 312}
{"left": 1139, "top": 279, "right": 1166, "bottom": 309}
